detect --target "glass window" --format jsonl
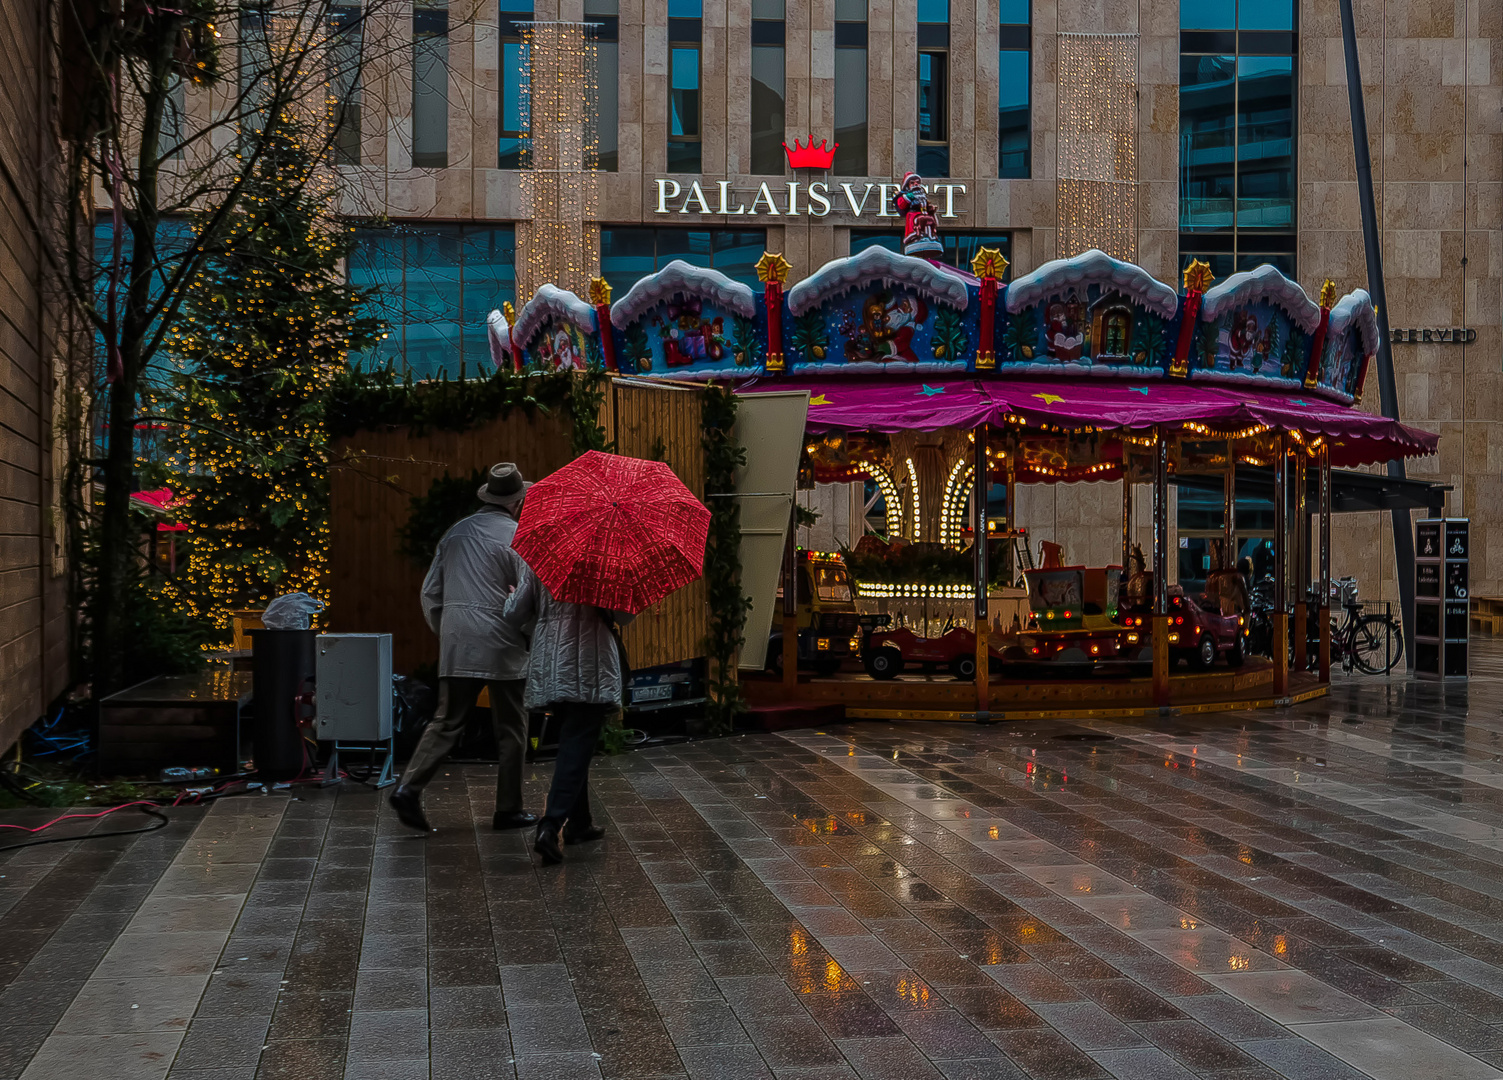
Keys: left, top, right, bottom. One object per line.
{"left": 412, "top": 0, "right": 448, "bottom": 168}
{"left": 330, "top": 4, "right": 362, "bottom": 165}
{"left": 162, "top": 77, "right": 185, "bottom": 161}
{"left": 600, "top": 227, "right": 768, "bottom": 297}
{"left": 833, "top": 0, "right": 867, "bottom": 174}
{"left": 917, "top": 0, "right": 948, "bottom": 21}
{"left": 998, "top": 50, "right": 1029, "bottom": 178}
{"left": 751, "top": 0, "right": 786, "bottom": 175}
{"left": 348, "top": 224, "right": 516, "bottom": 379}
{"left": 851, "top": 230, "right": 1012, "bottom": 277}
{"left": 917, "top": 50, "right": 948, "bottom": 175}
{"left": 586, "top": 0, "right": 619, "bottom": 171}
{"left": 499, "top": 2, "right": 532, "bottom": 168}
{"left": 668, "top": 45, "right": 702, "bottom": 171}
{"left": 1179, "top": 0, "right": 1296, "bottom": 274}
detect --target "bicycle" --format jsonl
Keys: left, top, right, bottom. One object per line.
{"left": 1323, "top": 577, "right": 1404, "bottom": 674}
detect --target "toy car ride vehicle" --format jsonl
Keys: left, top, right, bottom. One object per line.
{"left": 766, "top": 550, "right": 862, "bottom": 677}
{"left": 863, "top": 616, "right": 999, "bottom": 680}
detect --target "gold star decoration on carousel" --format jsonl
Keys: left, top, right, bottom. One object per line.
{"left": 1033, "top": 392, "right": 1065, "bottom": 405}
{"left": 970, "top": 247, "right": 1009, "bottom": 280}
{"left": 1319, "top": 279, "right": 1338, "bottom": 308}
{"left": 755, "top": 252, "right": 791, "bottom": 285}
{"left": 809, "top": 394, "right": 832, "bottom": 406}
{"left": 588, "top": 277, "right": 612, "bottom": 305}
{"left": 1183, "top": 259, "right": 1215, "bottom": 294}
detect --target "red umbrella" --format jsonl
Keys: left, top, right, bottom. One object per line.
{"left": 513, "top": 450, "right": 712, "bottom": 614}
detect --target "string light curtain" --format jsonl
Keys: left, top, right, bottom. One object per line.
{"left": 1056, "top": 32, "right": 1139, "bottom": 262}
{"left": 517, "top": 21, "right": 601, "bottom": 297}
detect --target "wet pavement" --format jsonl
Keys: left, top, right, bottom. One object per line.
{"left": 7, "top": 650, "right": 1503, "bottom": 1079}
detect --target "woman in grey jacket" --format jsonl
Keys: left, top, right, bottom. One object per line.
{"left": 503, "top": 566, "right": 634, "bottom": 864}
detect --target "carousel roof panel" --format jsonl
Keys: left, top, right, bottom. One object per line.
{"left": 487, "top": 306, "right": 512, "bottom": 364}
{"left": 1004, "top": 249, "right": 1181, "bottom": 320}
{"left": 610, "top": 260, "right": 758, "bottom": 329}
{"left": 736, "top": 375, "right": 1438, "bottom": 468}
{"left": 512, "top": 284, "right": 598, "bottom": 349}
{"left": 1200, "top": 265, "right": 1322, "bottom": 334}
{"left": 787, "top": 245, "right": 971, "bottom": 316}
{"left": 1328, "top": 288, "right": 1380, "bottom": 358}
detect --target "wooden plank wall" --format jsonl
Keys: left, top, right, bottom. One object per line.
{"left": 327, "top": 411, "right": 575, "bottom": 672}
{"left": 328, "top": 377, "right": 712, "bottom": 676}
{"left": 0, "top": 0, "right": 70, "bottom": 752}
{"left": 600, "top": 379, "right": 709, "bottom": 670}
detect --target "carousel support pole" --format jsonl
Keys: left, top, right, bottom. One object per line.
{"left": 1151, "top": 427, "right": 1171, "bottom": 708}
{"left": 1223, "top": 445, "right": 1236, "bottom": 571}
{"left": 781, "top": 503, "right": 798, "bottom": 691}
{"left": 1273, "top": 436, "right": 1290, "bottom": 698}
{"left": 1122, "top": 444, "right": 1132, "bottom": 570}
{"left": 1293, "top": 451, "right": 1309, "bottom": 673}
{"left": 1319, "top": 446, "right": 1333, "bottom": 681}
{"left": 974, "top": 426, "right": 990, "bottom": 715}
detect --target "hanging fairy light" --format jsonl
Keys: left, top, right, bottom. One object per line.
{"left": 938, "top": 460, "right": 974, "bottom": 547}
{"left": 1057, "top": 33, "right": 1138, "bottom": 261}
{"left": 858, "top": 463, "right": 903, "bottom": 537}
{"left": 516, "top": 21, "right": 601, "bottom": 297}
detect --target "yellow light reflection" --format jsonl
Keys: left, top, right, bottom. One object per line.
{"left": 1228, "top": 955, "right": 1251, "bottom": 971}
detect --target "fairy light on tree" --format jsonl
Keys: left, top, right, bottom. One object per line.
{"left": 152, "top": 71, "right": 381, "bottom": 635}
{"left": 516, "top": 20, "right": 601, "bottom": 297}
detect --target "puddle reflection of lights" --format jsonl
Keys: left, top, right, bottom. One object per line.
{"left": 896, "top": 977, "right": 931, "bottom": 1007}
{"left": 1179, "top": 916, "right": 1201, "bottom": 930}
{"left": 1228, "top": 955, "right": 1251, "bottom": 971}
{"left": 790, "top": 927, "right": 810, "bottom": 957}
{"left": 988, "top": 826, "right": 1000, "bottom": 840}
{"left": 824, "top": 959, "right": 845, "bottom": 991}
{"left": 1238, "top": 845, "right": 1255, "bottom": 866}
{"left": 1274, "top": 935, "right": 1288, "bottom": 956}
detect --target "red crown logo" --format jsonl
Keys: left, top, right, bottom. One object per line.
{"left": 783, "top": 136, "right": 839, "bottom": 170}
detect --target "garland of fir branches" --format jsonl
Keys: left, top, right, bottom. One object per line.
{"left": 701, "top": 383, "right": 750, "bottom": 734}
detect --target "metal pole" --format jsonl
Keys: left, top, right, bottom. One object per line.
{"left": 1319, "top": 446, "right": 1332, "bottom": 680}
{"left": 1223, "top": 445, "right": 1235, "bottom": 570}
{"left": 1153, "top": 428, "right": 1168, "bottom": 616}
{"left": 1122, "top": 444, "right": 1133, "bottom": 570}
{"left": 1339, "top": 0, "right": 1416, "bottom": 669}
{"left": 974, "top": 426, "right": 990, "bottom": 711}
{"left": 1273, "top": 435, "right": 1289, "bottom": 695}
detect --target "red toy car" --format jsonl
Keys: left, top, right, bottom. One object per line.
{"left": 864, "top": 618, "right": 1000, "bottom": 680}
{"left": 1157, "top": 592, "right": 1246, "bottom": 669}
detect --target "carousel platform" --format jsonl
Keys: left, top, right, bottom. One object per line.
{"left": 743, "top": 657, "right": 1328, "bottom": 723}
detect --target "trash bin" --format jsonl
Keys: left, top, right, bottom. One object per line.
{"left": 249, "top": 628, "right": 315, "bottom": 779}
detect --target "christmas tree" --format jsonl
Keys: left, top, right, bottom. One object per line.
{"left": 153, "top": 110, "right": 382, "bottom": 635}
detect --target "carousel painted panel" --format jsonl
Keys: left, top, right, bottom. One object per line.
{"left": 1315, "top": 289, "right": 1378, "bottom": 404}
{"left": 999, "top": 249, "right": 1180, "bottom": 377}
{"left": 522, "top": 319, "right": 605, "bottom": 372}
{"left": 609, "top": 260, "right": 763, "bottom": 380}
{"left": 1189, "top": 265, "right": 1320, "bottom": 391}
{"left": 783, "top": 245, "right": 974, "bottom": 375}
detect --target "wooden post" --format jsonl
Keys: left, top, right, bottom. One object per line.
{"left": 974, "top": 426, "right": 990, "bottom": 714}
{"left": 1152, "top": 427, "right": 1170, "bottom": 707}
{"left": 781, "top": 504, "right": 798, "bottom": 689}
{"left": 1319, "top": 445, "right": 1332, "bottom": 681}
{"left": 1293, "top": 452, "right": 1308, "bottom": 673}
{"left": 1121, "top": 444, "right": 1132, "bottom": 570}
{"left": 1273, "top": 436, "right": 1290, "bottom": 697}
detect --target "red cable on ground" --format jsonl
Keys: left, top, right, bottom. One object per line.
{"left": 0, "top": 799, "right": 163, "bottom": 835}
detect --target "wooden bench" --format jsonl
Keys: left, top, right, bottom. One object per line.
{"left": 1471, "top": 597, "right": 1503, "bottom": 636}
{"left": 98, "top": 669, "right": 253, "bottom": 776}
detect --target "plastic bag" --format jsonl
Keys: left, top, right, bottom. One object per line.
{"left": 261, "top": 592, "right": 325, "bottom": 630}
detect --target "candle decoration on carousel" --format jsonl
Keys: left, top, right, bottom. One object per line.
{"left": 1304, "top": 279, "right": 1335, "bottom": 389}
{"left": 503, "top": 301, "right": 521, "bottom": 372}
{"left": 756, "top": 251, "right": 791, "bottom": 373}
{"left": 589, "top": 277, "right": 617, "bottom": 372}
{"left": 1170, "top": 259, "right": 1214, "bottom": 377}
{"left": 970, "top": 247, "right": 1008, "bottom": 371}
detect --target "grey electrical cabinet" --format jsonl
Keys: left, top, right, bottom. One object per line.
{"left": 1415, "top": 519, "right": 1468, "bottom": 678}
{"left": 315, "top": 634, "right": 394, "bottom": 741}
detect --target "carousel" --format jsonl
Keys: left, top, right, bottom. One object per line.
{"left": 489, "top": 172, "right": 1438, "bottom": 721}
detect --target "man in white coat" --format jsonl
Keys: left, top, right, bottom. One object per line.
{"left": 389, "top": 463, "right": 537, "bottom": 833}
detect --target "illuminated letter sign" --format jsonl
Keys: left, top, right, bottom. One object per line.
{"left": 653, "top": 180, "right": 966, "bottom": 219}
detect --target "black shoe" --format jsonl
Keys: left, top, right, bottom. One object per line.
{"left": 564, "top": 823, "right": 606, "bottom": 844}
{"left": 388, "top": 785, "right": 430, "bottom": 832}
{"left": 533, "top": 822, "right": 564, "bottom": 865}
{"left": 494, "top": 810, "right": 538, "bottom": 831}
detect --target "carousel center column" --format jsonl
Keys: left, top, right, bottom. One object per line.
{"left": 781, "top": 503, "right": 799, "bottom": 690}
{"left": 1293, "top": 449, "right": 1309, "bottom": 672}
{"left": 974, "top": 424, "right": 990, "bottom": 716}
{"left": 1151, "top": 426, "right": 1171, "bottom": 708}
{"left": 1318, "top": 444, "right": 1333, "bottom": 681}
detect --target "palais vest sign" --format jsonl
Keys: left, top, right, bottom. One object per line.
{"left": 653, "top": 178, "right": 968, "bottom": 219}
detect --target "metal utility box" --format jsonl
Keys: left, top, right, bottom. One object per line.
{"left": 1415, "top": 518, "right": 1468, "bottom": 678}
{"left": 315, "top": 634, "right": 393, "bottom": 741}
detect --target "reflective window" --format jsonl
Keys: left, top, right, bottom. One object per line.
{"left": 834, "top": 0, "right": 868, "bottom": 175}
{"left": 498, "top": 1, "right": 531, "bottom": 168}
{"left": 668, "top": 7, "right": 702, "bottom": 172}
{"left": 751, "top": 0, "right": 786, "bottom": 175}
{"left": 599, "top": 227, "right": 766, "bottom": 297}
{"left": 917, "top": 0, "right": 949, "bottom": 177}
{"left": 347, "top": 224, "right": 516, "bottom": 379}
{"left": 1179, "top": 0, "right": 1296, "bottom": 275}
{"left": 586, "top": 0, "right": 619, "bottom": 170}
{"left": 330, "top": 4, "right": 362, "bottom": 165}
{"left": 412, "top": 0, "right": 448, "bottom": 168}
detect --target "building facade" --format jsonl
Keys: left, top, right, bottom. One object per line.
{"left": 334, "top": 0, "right": 1502, "bottom": 603}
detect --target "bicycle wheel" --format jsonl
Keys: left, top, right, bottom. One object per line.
{"left": 1351, "top": 615, "right": 1403, "bottom": 674}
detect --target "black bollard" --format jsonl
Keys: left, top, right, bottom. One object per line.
{"left": 249, "top": 628, "right": 316, "bottom": 779}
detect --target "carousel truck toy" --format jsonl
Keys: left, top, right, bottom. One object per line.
{"left": 767, "top": 550, "right": 863, "bottom": 677}
{"left": 1000, "top": 543, "right": 1140, "bottom": 673}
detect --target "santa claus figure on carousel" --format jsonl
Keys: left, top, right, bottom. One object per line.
{"left": 894, "top": 172, "right": 942, "bottom": 257}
